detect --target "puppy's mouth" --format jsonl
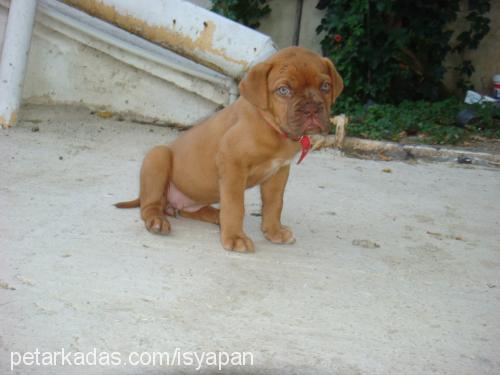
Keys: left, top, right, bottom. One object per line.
{"left": 287, "top": 101, "right": 330, "bottom": 138}
{"left": 301, "top": 117, "right": 329, "bottom": 135}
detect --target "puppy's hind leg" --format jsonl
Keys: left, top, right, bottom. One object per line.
{"left": 140, "top": 145, "right": 173, "bottom": 235}
{"left": 179, "top": 206, "right": 220, "bottom": 225}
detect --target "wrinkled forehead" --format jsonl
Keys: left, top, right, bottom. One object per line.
{"left": 267, "top": 56, "right": 329, "bottom": 87}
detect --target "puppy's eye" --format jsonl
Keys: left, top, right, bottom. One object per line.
{"left": 321, "top": 82, "right": 331, "bottom": 92}
{"left": 277, "top": 86, "right": 291, "bottom": 97}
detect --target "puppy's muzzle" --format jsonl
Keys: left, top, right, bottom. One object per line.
{"left": 297, "top": 101, "right": 329, "bottom": 135}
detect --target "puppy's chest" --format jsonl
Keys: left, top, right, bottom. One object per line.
{"left": 248, "top": 158, "right": 292, "bottom": 185}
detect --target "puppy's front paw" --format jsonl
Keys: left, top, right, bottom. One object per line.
{"left": 263, "top": 226, "right": 295, "bottom": 244}
{"left": 145, "top": 215, "right": 171, "bottom": 235}
{"left": 221, "top": 233, "right": 255, "bottom": 253}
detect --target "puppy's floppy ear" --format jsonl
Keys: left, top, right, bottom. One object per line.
{"left": 239, "top": 62, "right": 272, "bottom": 109}
{"left": 323, "top": 58, "right": 344, "bottom": 104}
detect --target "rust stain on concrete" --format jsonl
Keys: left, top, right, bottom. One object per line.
{"left": 63, "top": 0, "right": 247, "bottom": 73}
{"left": 0, "top": 111, "right": 17, "bottom": 128}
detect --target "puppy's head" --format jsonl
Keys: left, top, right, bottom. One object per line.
{"left": 239, "top": 47, "right": 343, "bottom": 139}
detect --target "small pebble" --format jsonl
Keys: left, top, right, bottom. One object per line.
{"left": 352, "top": 239, "right": 380, "bottom": 249}
{"left": 0, "top": 281, "right": 15, "bottom": 290}
{"left": 457, "top": 155, "right": 472, "bottom": 164}
{"left": 96, "top": 111, "right": 113, "bottom": 119}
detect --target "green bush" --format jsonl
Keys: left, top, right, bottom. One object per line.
{"left": 211, "top": 0, "right": 270, "bottom": 28}
{"left": 344, "top": 99, "right": 500, "bottom": 145}
{"left": 317, "top": 0, "right": 491, "bottom": 109}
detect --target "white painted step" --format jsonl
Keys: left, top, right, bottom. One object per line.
{"left": 64, "top": 0, "right": 277, "bottom": 79}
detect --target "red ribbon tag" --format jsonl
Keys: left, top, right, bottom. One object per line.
{"left": 297, "top": 135, "right": 311, "bottom": 164}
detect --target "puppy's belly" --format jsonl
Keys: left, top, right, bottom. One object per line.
{"left": 166, "top": 182, "right": 205, "bottom": 213}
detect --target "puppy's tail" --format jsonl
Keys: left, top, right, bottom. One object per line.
{"left": 114, "top": 198, "right": 140, "bottom": 209}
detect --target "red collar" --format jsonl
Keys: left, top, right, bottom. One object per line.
{"left": 265, "top": 120, "right": 311, "bottom": 165}
{"left": 296, "top": 135, "right": 311, "bottom": 164}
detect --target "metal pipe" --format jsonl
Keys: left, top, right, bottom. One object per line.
{"left": 293, "top": 0, "right": 304, "bottom": 46}
{"left": 0, "top": 0, "right": 37, "bottom": 128}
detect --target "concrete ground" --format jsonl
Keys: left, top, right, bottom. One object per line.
{"left": 1, "top": 105, "right": 499, "bottom": 374}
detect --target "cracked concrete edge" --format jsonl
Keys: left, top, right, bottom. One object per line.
{"left": 315, "top": 134, "right": 500, "bottom": 167}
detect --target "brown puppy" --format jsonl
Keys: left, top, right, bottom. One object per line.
{"left": 116, "top": 47, "right": 343, "bottom": 252}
